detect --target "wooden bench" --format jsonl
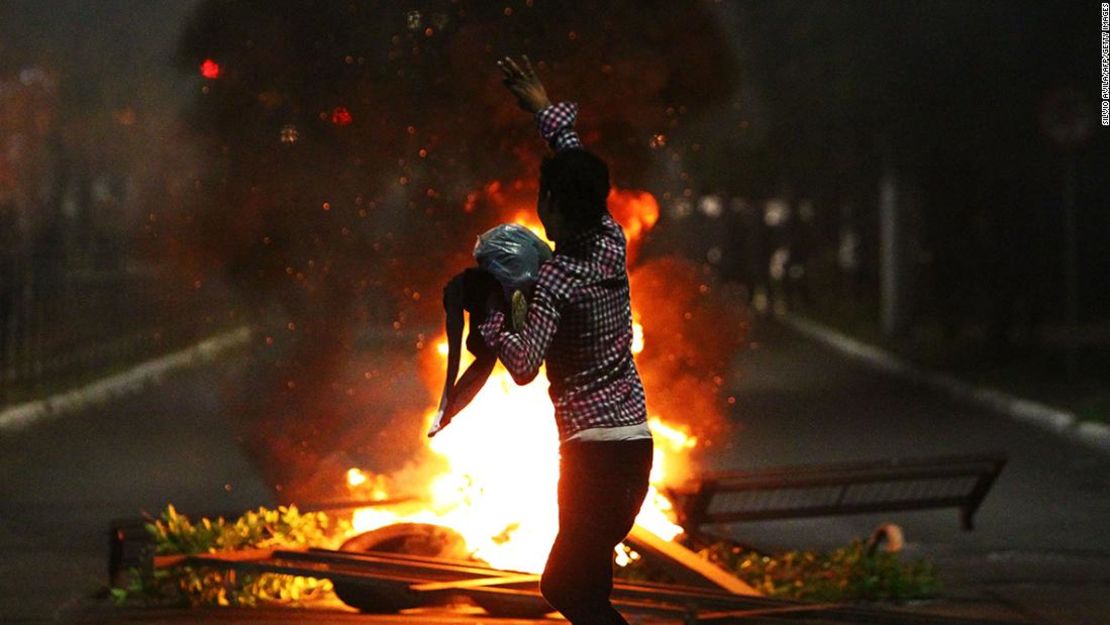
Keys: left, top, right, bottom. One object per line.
{"left": 671, "top": 452, "right": 1007, "bottom": 532}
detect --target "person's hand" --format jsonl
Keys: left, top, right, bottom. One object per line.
{"left": 498, "top": 55, "right": 551, "bottom": 114}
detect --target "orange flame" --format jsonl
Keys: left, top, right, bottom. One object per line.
{"left": 345, "top": 468, "right": 368, "bottom": 488}
{"left": 608, "top": 188, "right": 659, "bottom": 265}
{"left": 505, "top": 187, "right": 660, "bottom": 266}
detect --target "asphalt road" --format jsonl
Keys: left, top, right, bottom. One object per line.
{"left": 0, "top": 351, "right": 274, "bottom": 623}
{"left": 2, "top": 319, "right": 1109, "bottom": 624}
{"left": 710, "top": 318, "right": 1110, "bottom": 625}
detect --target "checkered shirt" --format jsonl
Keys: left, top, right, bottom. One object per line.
{"left": 535, "top": 101, "right": 583, "bottom": 151}
{"left": 479, "top": 194, "right": 647, "bottom": 440}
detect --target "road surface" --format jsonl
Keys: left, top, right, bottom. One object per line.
{"left": 0, "top": 350, "right": 274, "bottom": 622}
{"left": 2, "top": 319, "right": 1109, "bottom": 624}
{"left": 709, "top": 318, "right": 1110, "bottom": 625}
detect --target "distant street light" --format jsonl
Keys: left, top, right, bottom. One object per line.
{"left": 199, "top": 59, "right": 221, "bottom": 80}
{"left": 331, "top": 106, "right": 353, "bottom": 127}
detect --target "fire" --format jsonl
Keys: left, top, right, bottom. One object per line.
{"left": 345, "top": 468, "right": 367, "bottom": 487}
{"left": 608, "top": 189, "right": 659, "bottom": 265}
{"left": 632, "top": 312, "right": 645, "bottom": 355}
{"left": 346, "top": 188, "right": 693, "bottom": 572}
{"left": 511, "top": 210, "right": 551, "bottom": 246}
{"left": 346, "top": 468, "right": 389, "bottom": 501}
{"left": 507, "top": 187, "right": 660, "bottom": 266}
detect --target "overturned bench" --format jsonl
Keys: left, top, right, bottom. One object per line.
{"left": 671, "top": 452, "right": 1007, "bottom": 532}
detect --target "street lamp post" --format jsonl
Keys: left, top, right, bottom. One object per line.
{"left": 1040, "top": 87, "right": 1093, "bottom": 377}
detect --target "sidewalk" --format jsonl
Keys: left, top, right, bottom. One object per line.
{"left": 778, "top": 314, "right": 1110, "bottom": 456}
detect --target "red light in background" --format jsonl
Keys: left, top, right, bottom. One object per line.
{"left": 331, "top": 106, "right": 353, "bottom": 126}
{"left": 200, "top": 59, "right": 221, "bottom": 79}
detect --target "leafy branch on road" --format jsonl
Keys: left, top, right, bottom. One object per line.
{"left": 700, "top": 539, "right": 940, "bottom": 602}
{"left": 112, "top": 504, "right": 349, "bottom": 607}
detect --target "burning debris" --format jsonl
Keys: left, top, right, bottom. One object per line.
{"left": 109, "top": 502, "right": 983, "bottom": 621}
{"left": 110, "top": 453, "right": 1009, "bottom": 617}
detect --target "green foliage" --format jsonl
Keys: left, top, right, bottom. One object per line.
{"left": 148, "top": 503, "right": 341, "bottom": 554}
{"left": 700, "top": 539, "right": 940, "bottom": 602}
{"left": 614, "top": 536, "right": 939, "bottom": 603}
{"left": 113, "top": 504, "right": 351, "bottom": 607}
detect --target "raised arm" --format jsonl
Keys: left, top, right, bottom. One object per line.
{"left": 499, "top": 55, "right": 581, "bottom": 152}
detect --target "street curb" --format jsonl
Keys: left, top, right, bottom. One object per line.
{"left": 0, "top": 325, "right": 254, "bottom": 433}
{"left": 778, "top": 314, "right": 1110, "bottom": 457}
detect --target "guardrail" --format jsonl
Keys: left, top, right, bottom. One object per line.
{"left": 0, "top": 260, "right": 241, "bottom": 405}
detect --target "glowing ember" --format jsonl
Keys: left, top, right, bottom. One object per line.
{"left": 346, "top": 188, "right": 694, "bottom": 572}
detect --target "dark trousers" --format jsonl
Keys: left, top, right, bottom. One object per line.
{"left": 540, "top": 438, "right": 653, "bottom": 625}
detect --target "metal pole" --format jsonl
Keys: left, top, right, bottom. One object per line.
{"left": 1062, "top": 150, "right": 1079, "bottom": 378}
{"left": 879, "top": 168, "right": 905, "bottom": 337}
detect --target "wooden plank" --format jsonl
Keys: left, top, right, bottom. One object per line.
{"left": 182, "top": 556, "right": 426, "bottom": 586}
{"left": 295, "top": 548, "right": 511, "bottom": 572}
{"left": 153, "top": 548, "right": 294, "bottom": 569}
{"left": 625, "top": 525, "right": 759, "bottom": 596}
{"left": 697, "top": 602, "right": 843, "bottom": 620}
{"left": 411, "top": 574, "right": 540, "bottom": 593}
{"left": 275, "top": 549, "right": 515, "bottom": 579}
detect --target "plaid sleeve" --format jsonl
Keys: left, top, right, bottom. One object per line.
{"left": 481, "top": 261, "right": 573, "bottom": 385}
{"left": 535, "top": 101, "right": 583, "bottom": 152}
{"left": 477, "top": 309, "right": 507, "bottom": 351}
